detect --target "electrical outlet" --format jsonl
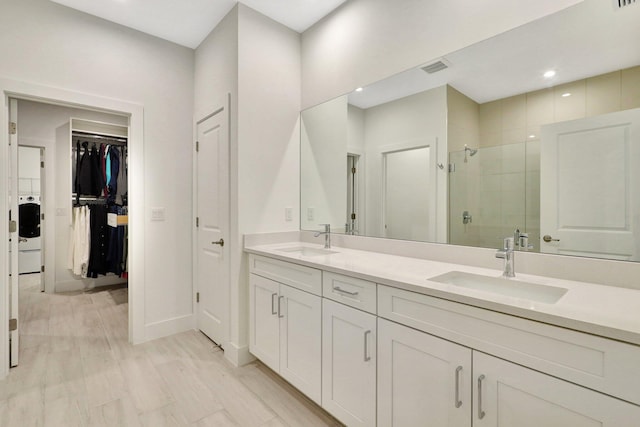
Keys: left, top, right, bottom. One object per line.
{"left": 151, "top": 207, "right": 166, "bottom": 221}
{"left": 307, "top": 207, "right": 314, "bottom": 221}
{"left": 285, "top": 207, "right": 293, "bottom": 222}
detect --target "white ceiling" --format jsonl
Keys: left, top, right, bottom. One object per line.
{"left": 50, "top": 0, "right": 347, "bottom": 49}
{"left": 348, "top": 0, "right": 640, "bottom": 109}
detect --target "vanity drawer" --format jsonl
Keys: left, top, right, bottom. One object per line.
{"left": 322, "top": 272, "right": 377, "bottom": 314}
{"left": 378, "top": 284, "right": 640, "bottom": 405}
{"left": 249, "top": 255, "right": 322, "bottom": 296}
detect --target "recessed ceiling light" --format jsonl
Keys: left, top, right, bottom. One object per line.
{"left": 355, "top": 87, "right": 363, "bottom": 92}
{"left": 561, "top": 92, "right": 571, "bottom": 97}
{"left": 543, "top": 70, "right": 556, "bottom": 78}
{"left": 529, "top": 134, "right": 536, "bottom": 139}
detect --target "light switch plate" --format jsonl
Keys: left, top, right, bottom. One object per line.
{"left": 285, "top": 207, "right": 293, "bottom": 222}
{"left": 307, "top": 207, "right": 314, "bottom": 221}
{"left": 151, "top": 207, "right": 166, "bottom": 221}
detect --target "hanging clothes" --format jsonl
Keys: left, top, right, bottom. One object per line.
{"left": 76, "top": 141, "right": 94, "bottom": 196}
{"left": 90, "top": 144, "right": 103, "bottom": 197}
{"left": 68, "top": 205, "right": 91, "bottom": 278}
{"left": 106, "top": 205, "right": 125, "bottom": 275}
{"left": 87, "top": 204, "right": 109, "bottom": 278}
{"left": 99, "top": 144, "right": 108, "bottom": 197}
{"left": 116, "top": 146, "right": 128, "bottom": 206}
{"left": 107, "top": 145, "right": 120, "bottom": 204}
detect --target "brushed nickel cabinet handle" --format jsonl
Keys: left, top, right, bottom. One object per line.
{"left": 364, "top": 330, "right": 372, "bottom": 362}
{"left": 478, "top": 374, "right": 486, "bottom": 420}
{"left": 271, "top": 293, "right": 278, "bottom": 315}
{"left": 334, "top": 286, "right": 359, "bottom": 296}
{"left": 455, "top": 366, "right": 463, "bottom": 408}
{"left": 278, "top": 296, "right": 284, "bottom": 318}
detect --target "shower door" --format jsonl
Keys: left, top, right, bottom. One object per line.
{"left": 540, "top": 108, "right": 640, "bottom": 261}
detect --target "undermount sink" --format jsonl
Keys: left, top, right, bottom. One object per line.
{"left": 428, "top": 271, "right": 568, "bottom": 304}
{"left": 277, "top": 246, "right": 339, "bottom": 257}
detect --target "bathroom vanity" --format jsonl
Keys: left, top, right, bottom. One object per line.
{"left": 245, "top": 237, "right": 640, "bottom": 426}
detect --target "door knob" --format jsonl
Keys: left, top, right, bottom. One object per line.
{"left": 542, "top": 235, "right": 560, "bottom": 242}
{"left": 212, "top": 238, "right": 224, "bottom": 247}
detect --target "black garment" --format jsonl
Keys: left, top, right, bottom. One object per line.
{"left": 106, "top": 205, "right": 125, "bottom": 275}
{"left": 90, "top": 144, "right": 103, "bottom": 197}
{"left": 107, "top": 146, "right": 120, "bottom": 204}
{"left": 87, "top": 205, "right": 109, "bottom": 278}
{"left": 76, "top": 141, "right": 94, "bottom": 196}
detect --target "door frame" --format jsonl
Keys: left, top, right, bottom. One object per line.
{"left": 0, "top": 78, "right": 145, "bottom": 378}
{"left": 192, "top": 94, "right": 232, "bottom": 350}
{"left": 380, "top": 142, "right": 436, "bottom": 241}
{"left": 18, "top": 143, "right": 47, "bottom": 290}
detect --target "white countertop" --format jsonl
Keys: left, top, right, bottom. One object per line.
{"left": 245, "top": 241, "right": 640, "bottom": 346}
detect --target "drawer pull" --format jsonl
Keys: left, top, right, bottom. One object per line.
{"left": 455, "top": 366, "right": 463, "bottom": 408}
{"left": 278, "top": 296, "right": 284, "bottom": 318}
{"left": 271, "top": 293, "right": 278, "bottom": 315}
{"left": 334, "top": 286, "right": 359, "bottom": 296}
{"left": 478, "top": 374, "right": 486, "bottom": 420}
{"left": 364, "top": 330, "right": 372, "bottom": 362}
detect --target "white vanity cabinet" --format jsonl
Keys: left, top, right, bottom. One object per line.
{"left": 377, "top": 284, "right": 640, "bottom": 426}
{"left": 474, "top": 351, "right": 640, "bottom": 427}
{"left": 377, "top": 318, "right": 472, "bottom": 427}
{"left": 322, "top": 298, "right": 377, "bottom": 427}
{"left": 249, "top": 256, "right": 322, "bottom": 404}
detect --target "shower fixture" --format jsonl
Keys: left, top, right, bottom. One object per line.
{"left": 464, "top": 144, "right": 478, "bottom": 163}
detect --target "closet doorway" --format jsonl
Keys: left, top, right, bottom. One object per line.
{"left": 3, "top": 89, "right": 141, "bottom": 372}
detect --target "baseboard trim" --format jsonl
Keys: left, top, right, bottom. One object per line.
{"left": 55, "top": 276, "right": 126, "bottom": 293}
{"left": 224, "top": 342, "right": 255, "bottom": 367}
{"left": 144, "top": 314, "right": 196, "bottom": 342}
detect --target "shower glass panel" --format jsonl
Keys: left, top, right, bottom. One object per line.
{"left": 449, "top": 142, "right": 537, "bottom": 251}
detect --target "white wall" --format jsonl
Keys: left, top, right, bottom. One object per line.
{"left": 17, "top": 100, "right": 128, "bottom": 294}
{"left": 0, "top": 0, "right": 195, "bottom": 342}
{"left": 194, "top": 4, "right": 301, "bottom": 365}
{"left": 363, "top": 86, "right": 448, "bottom": 242}
{"left": 301, "top": 96, "right": 348, "bottom": 231}
{"left": 301, "top": 0, "right": 583, "bottom": 109}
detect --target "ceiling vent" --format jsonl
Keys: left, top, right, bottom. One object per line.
{"left": 421, "top": 60, "right": 449, "bottom": 74}
{"left": 615, "top": 0, "right": 637, "bottom": 8}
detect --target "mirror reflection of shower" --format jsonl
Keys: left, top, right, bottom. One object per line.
{"left": 463, "top": 144, "right": 478, "bottom": 163}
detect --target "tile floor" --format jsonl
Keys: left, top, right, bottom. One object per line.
{"left": 0, "top": 274, "right": 340, "bottom": 426}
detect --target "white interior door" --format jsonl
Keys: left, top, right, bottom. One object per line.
{"left": 39, "top": 147, "right": 45, "bottom": 292}
{"left": 196, "top": 100, "right": 230, "bottom": 347}
{"left": 540, "top": 109, "right": 640, "bottom": 260}
{"left": 9, "top": 98, "right": 19, "bottom": 367}
{"left": 383, "top": 146, "right": 434, "bottom": 241}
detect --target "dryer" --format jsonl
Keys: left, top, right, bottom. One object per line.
{"left": 18, "top": 194, "right": 41, "bottom": 274}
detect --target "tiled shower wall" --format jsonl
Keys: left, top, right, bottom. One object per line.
{"left": 448, "top": 65, "right": 640, "bottom": 250}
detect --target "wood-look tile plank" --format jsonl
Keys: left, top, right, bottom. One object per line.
{"left": 4, "top": 388, "right": 44, "bottom": 427}
{"left": 156, "top": 359, "right": 223, "bottom": 423}
{"left": 44, "top": 396, "right": 85, "bottom": 427}
{"left": 44, "top": 348, "right": 86, "bottom": 402}
{"left": 238, "top": 363, "right": 341, "bottom": 427}
{"left": 81, "top": 350, "right": 128, "bottom": 408}
{"left": 195, "top": 356, "right": 277, "bottom": 427}
{"left": 138, "top": 402, "right": 190, "bottom": 427}
{"left": 192, "top": 410, "right": 239, "bottom": 427}
{"left": 118, "top": 353, "right": 174, "bottom": 414}
{"left": 87, "top": 397, "right": 142, "bottom": 427}
{"left": 74, "top": 309, "right": 112, "bottom": 358}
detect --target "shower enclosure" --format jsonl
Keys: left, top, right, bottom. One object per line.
{"left": 449, "top": 141, "right": 540, "bottom": 251}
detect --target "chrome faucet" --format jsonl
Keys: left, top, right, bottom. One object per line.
{"left": 314, "top": 224, "right": 331, "bottom": 249}
{"left": 495, "top": 237, "right": 515, "bottom": 278}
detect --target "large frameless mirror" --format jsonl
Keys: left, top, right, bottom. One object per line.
{"left": 300, "top": 0, "right": 640, "bottom": 261}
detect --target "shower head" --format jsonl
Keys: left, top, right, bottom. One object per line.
{"left": 464, "top": 146, "right": 478, "bottom": 156}
{"left": 463, "top": 145, "right": 478, "bottom": 163}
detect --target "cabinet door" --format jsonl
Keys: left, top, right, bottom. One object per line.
{"left": 473, "top": 351, "right": 640, "bottom": 427}
{"left": 322, "top": 299, "right": 377, "bottom": 427}
{"left": 249, "top": 274, "right": 280, "bottom": 372}
{"left": 279, "top": 283, "right": 322, "bottom": 404}
{"left": 378, "top": 319, "right": 471, "bottom": 427}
